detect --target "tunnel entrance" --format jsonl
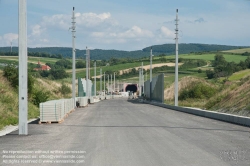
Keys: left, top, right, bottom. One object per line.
{"left": 125, "top": 84, "right": 138, "bottom": 93}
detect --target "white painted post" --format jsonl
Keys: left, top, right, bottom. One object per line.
{"left": 142, "top": 62, "right": 144, "bottom": 94}
{"left": 72, "top": 7, "right": 76, "bottom": 107}
{"left": 108, "top": 74, "right": 109, "bottom": 94}
{"left": 111, "top": 74, "right": 112, "bottom": 98}
{"left": 118, "top": 80, "right": 119, "bottom": 93}
{"left": 94, "top": 61, "right": 96, "bottom": 97}
{"left": 175, "top": 9, "right": 179, "bottom": 106}
{"left": 100, "top": 68, "right": 102, "bottom": 95}
{"left": 88, "top": 49, "right": 91, "bottom": 97}
{"left": 114, "top": 72, "right": 115, "bottom": 93}
{"left": 104, "top": 72, "right": 105, "bottom": 97}
{"left": 86, "top": 47, "right": 88, "bottom": 97}
{"left": 19, "top": 0, "right": 28, "bottom": 135}
{"left": 150, "top": 47, "right": 153, "bottom": 100}
{"left": 139, "top": 68, "right": 141, "bottom": 96}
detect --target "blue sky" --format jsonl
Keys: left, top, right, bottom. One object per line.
{"left": 0, "top": 0, "right": 250, "bottom": 51}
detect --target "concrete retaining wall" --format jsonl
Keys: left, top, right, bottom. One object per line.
{"left": 144, "top": 101, "right": 250, "bottom": 127}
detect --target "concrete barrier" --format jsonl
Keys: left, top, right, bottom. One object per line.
{"left": 144, "top": 101, "right": 250, "bottom": 127}
{"left": 39, "top": 98, "right": 75, "bottom": 123}
{"left": 100, "top": 95, "right": 105, "bottom": 100}
{"left": 77, "top": 97, "right": 88, "bottom": 107}
{"left": 89, "top": 97, "right": 94, "bottom": 104}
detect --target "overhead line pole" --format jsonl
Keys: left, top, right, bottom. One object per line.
{"left": 86, "top": 47, "right": 88, "bottom": 98}
{"left": 18, "top": 0, "right": 28, "bottom": 135}
{"left": 142, "top": 62, "right": 144, "bottom": 94}
{"left": 71, "top": 7, "right": 76, "bottom": 107}
{"left": 88, "top": 49, "right": 91, "bottom": 97}
{"left": 150, "top": 47, "right": 153, "bottom": 101}
{"left": 175, "top": 9, "right": 179, "bottom": 106}
{"left": 100, "top": 68, "right": 102, "bottom": 95}
{"left": 94, "top": 61, "right": 96, "bottom": 97}
{"left": 108, "top": 74, "right": 109, "bottom": 94}
{"left": 139, "top": 68, "right": 141, "bottom": 96}
{"left": 104, "top": 72, "right": 105, "bottom": 98}
{"left": 114, "top": 72, "right": 115, "bottom": 94}
{"left": 111, "top": 74, "right": 112, "bottom": 98}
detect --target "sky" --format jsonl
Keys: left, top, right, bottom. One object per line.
{"left": 0, "top": 0, "right": 250, "bottom": 51}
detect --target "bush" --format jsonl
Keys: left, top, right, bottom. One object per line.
{"left": 50, "top": 69, "right": 68, "bottom": 79}
{"left": 3, "top": 63, "right": 18, "bottom": 88}
{"left": 32, "top": 90, "right": 50, "bottom": 107}
{"left": 76, "top": 61, "right": 85, "bottom": 68}
{"left": 206, "top": 69, "right": 215, "bottom": 79}
{"left": 179, "top": 82, "right": 216, "bottom": 100}
{"left": 59, "top": 83, "right": 71, "bottom": 95}
{"left": 55, "top": 59, "right": 71, "bottom": 69}
{"left": 3, "top": 63, "right": 34, "bottom": 95}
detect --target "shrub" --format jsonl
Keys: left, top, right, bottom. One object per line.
{"left": 50, "top": 69, "right": 68, "bottom": 79}
{"left": 3, "top": 63, "right": 18, "bottom": 88}
{"left": 206, "top": 69, "right": 215, "bottom": 79}
{"left": 3, "top": 63, "right": 34, "bottom": 95}
{"left": 179, "top": 82, "right": 216, "bottom": 100}
{"left": 59, "top": 83, "right": 71, "bottom": 96}
{"left": 32, "top": 90, "right": 50, "bottom": 107}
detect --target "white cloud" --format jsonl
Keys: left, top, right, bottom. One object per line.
{"left": 91, "top": 26, "right": 154, "bottom": 39}
{"left": 90, "top": 26, "right": 154, "bottom": 45}
{"left": 194, "top": 18, "right": 205, "bottom": 23}
{"left": 76, "top": 12, "right": 113, "bottom": 27}
{"left": 40, "top": 12, "right": 116, "bottom": 31}
{"left": 91, "top": 32, "right": 105, "bottom": 38}
{"left": 31, "top": 24, "right": 45, "bottom": 36}
{"left": 41, "top": 14, "right": 70, "bottom": 30}
{"left": 3, "top": 33, "right": 18, "bottom": 44}
{"left": 159, "top": 26, "right": 175, "bottom": 39}
{"left": 117, "top": 26, "right": 154, "bottom": 38}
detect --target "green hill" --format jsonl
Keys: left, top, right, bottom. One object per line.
{"left": 0, "top": 43, "right": 248, "bottom": 60}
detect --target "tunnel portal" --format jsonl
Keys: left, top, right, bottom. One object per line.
{"left": 125, "top": 84, "right": 138, "bottom": 93}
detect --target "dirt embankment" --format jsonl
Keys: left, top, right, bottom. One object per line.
{"left": 164, "top": 75, "right": 250, "bottom": 117}
{"left": 164, "top": 76, "right": 205, "bottom": 100}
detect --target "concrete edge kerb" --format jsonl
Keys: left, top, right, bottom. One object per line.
{"left": 144, "top": 101, "right": 250, "bottom": 127}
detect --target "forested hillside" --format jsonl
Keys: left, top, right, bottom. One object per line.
{"left": 0, "top": 43, "right": 247, "bottom": 60}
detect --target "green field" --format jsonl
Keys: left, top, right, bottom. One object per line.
{"left": 164, "top": 53, "right": 248, "bottom": 63}
{"left": 0, "top": 56, "right": 59, "bottom": 64}
{"left": 228, "top": 69, "right": 250, "bottom": 81}
{"left": 71, "top": 61, "right": 154, "bottom": 78}
{"left": 222, "top": 48, "right": 250, "bottom": 54}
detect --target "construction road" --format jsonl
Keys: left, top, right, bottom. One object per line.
{"left": 0, "top": 98, "right": 250, "bottom": 166}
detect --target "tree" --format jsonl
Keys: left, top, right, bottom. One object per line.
{"left": 55, "top": 59, "right": 71, "bottom": 69}
{"left": 239, "top": 61, "right": 247, "bottom": 70}
{"left": 3, "top": 63, "right": 34, "bottom": 95}
{"left": 109, "top": 57, "right": 119, "bottom": 66}
{"left": 159, "top": 57, "right": 167, "bottom": 62}
{"left": 50, "top": 69, "right": 68, "bottom": 79}
{"left": 206, "top": 69, "right": 215, "bottom": 79}
{"left": 76, "top": 61, "right": 85, "bottom": 68}
{"left": 213, "top": 54, "right": 226, "bottom": 67}
{"left": 245, "top": 56, "right": 250, "bottom": 68}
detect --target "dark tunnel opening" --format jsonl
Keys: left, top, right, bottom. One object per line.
{"left": 125, "top": 84, "right": 138, "bottom": 93}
